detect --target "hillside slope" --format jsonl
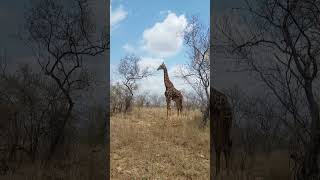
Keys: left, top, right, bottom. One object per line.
{"left": 110, "top": 107, "right": 210, "bottom": 179}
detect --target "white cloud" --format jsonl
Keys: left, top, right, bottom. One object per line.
{"left": 169, "top": 64, "right": 187, "bottom": 76}
{"left": 138, "top": 74, "right": 164, "bottom": 95}
{"left": 135, "top": 57, "right": 163, "bottom": 94}
{"left": 159, "top": 10, "right": 171, "bottom": 15}
{"left": 141, "top": 12, "right": 188, "bottom": 58}
{"left": 168, "top": 64, "right": 191, "bottom": 91}
{"left": 111, "top": 57, "right": 192, "bottom": 96}
{"left": 138, "top": 57, "right": 163, "bottom": 71}
{"left": 122, "top": 43, "right": 135, "bottom": 53}
{"left": 110, "top": 4, "right": 127, "bottom": 29}
{"left": 137, "top": 62, "right": 191, "bottom": 96}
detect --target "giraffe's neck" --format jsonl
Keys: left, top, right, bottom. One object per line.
{"left": 163, "top": 67, "right": 174, "bottom": 89}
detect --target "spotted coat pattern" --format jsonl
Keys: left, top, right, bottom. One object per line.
{"left": 210, "top": 87, "right": 233, "bottom": 176}
{"left": 157, "top": 63, "right": 183, "bottom": 117}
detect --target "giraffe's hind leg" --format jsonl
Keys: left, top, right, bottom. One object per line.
{"left": 177, "top": 106, "right": 179, "bottom": 116}
{"left": 174, "top": 98, "right": 182, "bottom": 117}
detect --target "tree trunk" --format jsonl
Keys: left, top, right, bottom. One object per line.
{"left": 46, "top": 104, "right": 73, "bottom": 161}
{"left": 124, "top": 95, "right": 133, "bottom": 113}
{"left": 201, "top": 104, "right": 210, "bottom": 128}
{"left": 300, "top": 80, "right": 320, "bottom": 179}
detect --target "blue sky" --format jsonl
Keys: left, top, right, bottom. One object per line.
{"left": 110, "top": 0, "right": 209, "bottom": 95}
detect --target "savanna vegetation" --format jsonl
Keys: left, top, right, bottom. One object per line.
{"left": 112, "top": 0, "right": 320, "bottom": 179}
{"left": 110, "top": 15, "right": 211, "bottom": 179}
{"left": 0, "top": 0, "right": 109, "bottom": 179}
{"left": 212, "top": 0, "right": 320, "bottom": 179}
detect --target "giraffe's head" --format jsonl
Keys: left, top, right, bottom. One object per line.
{"left": 157, "top": 62, "right": 166, "bottom": 71}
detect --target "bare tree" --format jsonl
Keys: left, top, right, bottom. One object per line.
{"left": 110, "top": 83, "right": 126, "bottom": 114}
{"left": 148, "top": 93, "right": 165, "bottom": 107}
{"left": 180, "top": 16, "right": 210, "bottom": 126}
{"left": 0, "top": 61, "right": 68, "bottom": 171}
{"left": 118, "top": 54, "right": 151, "bottom": 112}
{"left": 183, "top": 90, "right": 201, "bottom": 111}
{"left": 24, "top": 0, "right": 108, "bottom": 160}
{"left": 135, "top": 92, "right": 149, "bottom": 109}
{"left": 216, "top": 0, "right": 320, "bottom": 178}
{"left": 226, "top": 86, "right": 286, "bottom": 154}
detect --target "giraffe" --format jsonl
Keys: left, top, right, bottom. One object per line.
{"left": 210, "top": 86, "right": 233, "bottom": 176}
{"left": 157, "top": 62, "right": 183, "bottom": 118}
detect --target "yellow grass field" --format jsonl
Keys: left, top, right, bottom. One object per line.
{"left": 0, "top": 144, "right": 107, "bottom": 180}
{"left": 110, "top": 107, "right": 210, "bottom": 179}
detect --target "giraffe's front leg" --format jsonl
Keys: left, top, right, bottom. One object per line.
{"left": 166, "top": 98, "right": 171, "bottom": 119}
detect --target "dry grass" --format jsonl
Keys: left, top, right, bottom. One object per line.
{"left": 2, "top": 106, "right": 292, "bottom": 180}
{"left": 0, "top": 144, "right": 107, "bottom": 180}
{"left": 111, "top": 107, "right": 293, "bottom": 180}
{"left": 110, "top": 107, "right": 210, "bottom": 179}
{"left": 216, "top": 150, "right": 292, "bottom": 180}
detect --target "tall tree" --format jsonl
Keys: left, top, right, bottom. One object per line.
{"left": 180, "top": 16, "right": 210, "bottom": 126}
{"left": 24, "top": 0, "right": 108, "bottom": 160}
{"left": 216, "top": 0, "right": 320, "bottom": 178}
{"left": 118, "top": 54, "right": 151, "bottom": 112}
